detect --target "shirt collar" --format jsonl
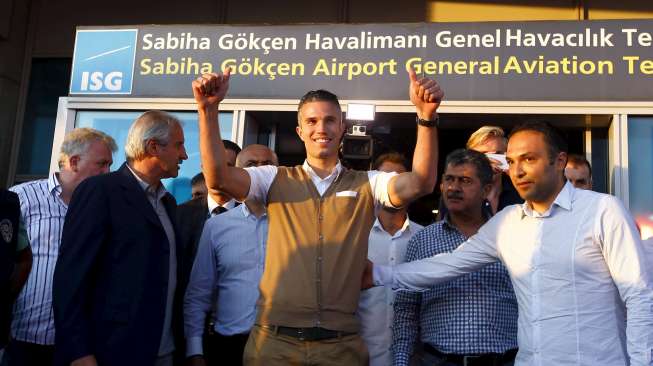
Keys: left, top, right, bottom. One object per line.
{"left": 207, "top": 195, "right": 236, "bottom": 214}
{"left": 239, "top": 202, "right": 267, "bottom": 219}
{"left": 441, "top": 214, "right": 457, "bottom": 231}
{"left": 372, "top": 215, "right": 412, "bottom": 237}
{"left": 520, "top": 181, "right": 574, "bottom": 218}
{"left": 49, "top": 173, "right": 62, "bottom": 196}
{"left": 126, "top": 164, "right": 167, "bottom": 200}
{"left": 441, "top": 213, "right": 478, "bottom": 233}
{"left": 302, "top": 160, "right": 342, "bottom": 182}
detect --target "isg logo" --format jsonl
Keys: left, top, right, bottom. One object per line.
{"left": 70, "top": 29, "right": 138, "bottom": 94}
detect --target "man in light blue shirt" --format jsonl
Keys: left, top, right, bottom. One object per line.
{"left": 184, "top": 144, "right": 278, "bottom": 366}
{"left": 367, "top": 122, "right": 653, "bottom": 366}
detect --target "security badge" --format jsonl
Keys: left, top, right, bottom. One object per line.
{"left": 0, "top": 219, "right": 13, "bottom": 244}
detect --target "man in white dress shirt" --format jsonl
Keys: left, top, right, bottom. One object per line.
{"left": 367, "top": 121, "right": 653, "bottom": 366}
{"left": 358, "top": 152, "right": 423, "bottom": 366}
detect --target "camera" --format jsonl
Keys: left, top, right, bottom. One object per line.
{"left": 351, "top": 125, "right": 367, "bottom": 136}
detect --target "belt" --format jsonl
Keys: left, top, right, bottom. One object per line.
{"left": 258, "top": 325, "right": 356, "bottom": 341}
{"left": 423, "top": 344, "right": 517, "bottom": 366}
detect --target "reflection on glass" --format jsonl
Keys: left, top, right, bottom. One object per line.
{"left": 628, "top": 116, "right": 653, "bottom": 240}
{"left": 76, "top": 110, "right": 233, "bottom": 203}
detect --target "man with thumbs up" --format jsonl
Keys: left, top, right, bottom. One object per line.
{"left": 192, "top": 68, "right": 443, "bottom": 366}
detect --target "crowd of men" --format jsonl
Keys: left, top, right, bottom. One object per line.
{"left": 0, "top": 67, "right": 651, "bottom": 366}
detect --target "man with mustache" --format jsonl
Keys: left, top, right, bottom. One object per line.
{"left": 392, "top": 149, "right": 517, "bottom": 366}
{"left": 367, "top": 122, "right": 653, "bottom": 366}
{"left": 193, "top": 68, "right": 442, "bottom": 366}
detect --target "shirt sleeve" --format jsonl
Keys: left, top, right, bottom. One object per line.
{"left": 375, "top": 213, "right": 503, "bottom": 291}
{"left": 244, "top": 165, "right": 278, "bottom": 205}
{"left": 392, "top": 235, "right": 423, "bottom": 366}
{"left": 184, "top": 220, "right": 219, "bottom": 357}
{"left": 367, "top": 170, "right": 399, "bottom": 209}
{"left": 9, "top": 186, "right": 29, "bottom": 252}
{"left": 596, "top": 195, "right": 653, "bottom": 366}
{"left": 15, "top": 218, "right": 29, "bottom": 252}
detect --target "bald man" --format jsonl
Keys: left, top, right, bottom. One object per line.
{"left": 184, "top": 145, "right": 277, "bottom": 366}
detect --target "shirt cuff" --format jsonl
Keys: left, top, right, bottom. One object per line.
{"left": 186, "top": 336, "right": 204, "bottom": 357}
{"left": 394, "top": 352, "right": 411, "bottom": 366}
{"left": 373, "top": 264, "right": 393, "bottom": 287}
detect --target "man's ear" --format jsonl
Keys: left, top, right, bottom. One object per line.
{"left": 145, "top": 139, "right": 158, "bottom": 156}
{"left": 338, "top": 120, "right": 346, "bottom": 143}
{"left": 481, "top": 183, "right": 493, "bottom": 199}
{"left": 296, "top": 125, "right": 305, "bottom": 142}
{"left": 556, "top": 151, "right": 568, "bottom": 170}
{"left": 69, "top": 155, "right": 80, "bottom": 172}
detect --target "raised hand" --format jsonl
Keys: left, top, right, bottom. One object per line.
{"left": 192, "top": 68, "right": 231, "bottom": 109}
{"left": 408, "top": 68, "right": 444, "bottom": 121}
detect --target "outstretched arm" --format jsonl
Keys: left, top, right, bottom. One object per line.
{"left": 193, "top": 69, "right": 251, "bottom": 202}
{"left": 387, "top": 68, "right": 443, "bottom": 208}
{"left": 598, "top": 196, "right": 653, "bottom": 365}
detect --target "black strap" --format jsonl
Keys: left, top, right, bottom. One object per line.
{"left": 423, "top": 344, "right": 517, "bottom": 366}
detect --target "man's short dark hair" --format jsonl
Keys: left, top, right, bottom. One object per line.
{"left": 190, "top": 172, "right": 205, "bottom": 187}
{"left": 567, "top": 154, "right": 592, "bottom": 177}
{"left": 223, "top": 140, "right": 242, "bottom": 155}
{"left": 444, "top": 149, "right": 494, "bottom": 186}
{"left": 373, "top": 152, "right": 409, "bottom": 171}
{"left": 508, "top": 121, "right": 568, "bottom": 162}
{"left": 297, "top": 90, "right": 341, "bottom": 124}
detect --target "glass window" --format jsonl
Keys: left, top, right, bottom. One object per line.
{"left": 627, "top": 116, "right": 653, "bottom": 240}
{"left": 76, "top": 110, "right": 234, "bottom": 203}
{"left": 16, "top": 58, "right": 72, "bottom": 177}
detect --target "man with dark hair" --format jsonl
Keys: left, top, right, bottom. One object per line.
{"left": 368, "top": 122, "right": 653, "bottom": 365}
{"left": 190, "top": 173, "right": 207, "bottom": 201}
{"left": 176, "top": 140, "right": 241, "bottom": 363}
{"left": 185, "top": 144, "right": 278, "bottom": 366}
{"left": 393, "top": 149, "right": 517, "bottom": 366}
{"left": 358, "top": 152, "right": 423, "bottom": 366}
{"left": 177, "top": 140, "right": 241, "bottom": 298}
{"left": 209, "top": 140, "right": 242, "bottom": 213}
{"left": 373, "top": 152, "right": 409, "bottom": 172}
{"left": 193, "top": 67, "right": 442, "bottom": 366}
{"left": 565, "top": 154, "right": 592, "bottom": 190}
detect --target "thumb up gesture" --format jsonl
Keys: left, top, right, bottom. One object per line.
{"left": 408, "top": 68, "right": 443, "bottom": 121}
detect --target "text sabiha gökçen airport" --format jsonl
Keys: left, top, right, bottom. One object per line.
{"left": 137, "top": 28, "right": 653, "bottom": 79}
{"left": 141, "top": 28, "right": 653, "bottom": 51}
